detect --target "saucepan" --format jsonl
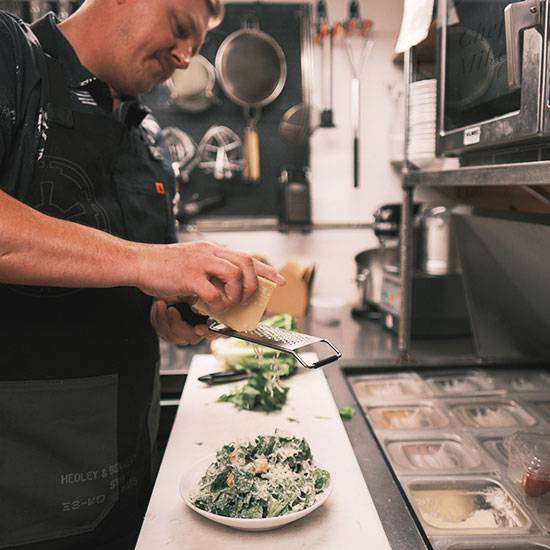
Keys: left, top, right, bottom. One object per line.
{"left": 216, "top": 15, "right": 287, "bottom": 181}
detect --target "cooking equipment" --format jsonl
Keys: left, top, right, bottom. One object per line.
{"left": 315, "top": 1, "right": 338, "bottom": 128}
{"left": 216, "top": 16, "right": 287, "bottom": 181}
{"left": 352, "top": 203, "right": 419, "bottom": 319}
{"left": 166, "top": 55, "right": 217, "bottom": 113}
{"left": 173, "top": 302, "right": 341, "bottom": 369}
{"left": 197, "top": 125, "right": 242, "bottom": 180}
{"left": 278, "top": 167, "right": 311, "bottom": 227}
{"left": 379, "top": 268, "right": 471, "bottom": 338}
{"left": 161, "top": 126, "right": 198, "bottom": 183}
{"left": 353, "top": 247, "right": 399, "bottom": 318}
{"left": 437, "top": 0, "right": 550, "bottom": 158}
{"left": 279, "top": 5, "right": 318, "bottom": 145}
{"left": 197, "top": 369, "right": 251, "bottom": 385}
{"left": 342, "top": 1, "right": 373, "bottom": 188}
{"left": 415, "top": 205, "right": 458, "bottom": 276}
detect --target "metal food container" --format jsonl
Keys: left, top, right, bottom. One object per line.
{"left": 447, "top": 398, "right": 538, "bottom": 430}
{"left": 382, "top": 432, "right": 494, "bottom": 475}
{"left": 350, "top": 372, "right": 431, "bottom": 404}
{"left": 405, "top": 477, "right": 533, "bottom": 536}
{"left": 366, "top": 401, "right": 450, "bottom": 430}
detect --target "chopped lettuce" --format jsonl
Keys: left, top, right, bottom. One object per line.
{"left": 214, "top": 315, "right": 299, "bottom": 412}
{"left": 339, "top": 406, "right": 356, "bottom": 421}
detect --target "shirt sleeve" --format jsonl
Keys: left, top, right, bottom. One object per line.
{"left": 0, "top": 13, "right": 18, "bottom": 173}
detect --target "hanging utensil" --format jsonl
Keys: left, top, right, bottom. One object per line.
{"left": 316, "top": 1, "right": 340, "bottom": 128}
{"left": 161, "top": 127, "right": 198, "bottom": 183}
{"left": 197, "top": 126, "right": 243, "bottom": 180}
{"left": 279, "top": 5, "right": 318, "bottom": 145}
{"left": 166, "top": 55, "right": 217, "bottom": 113}
{"left": 173, "top": 302, "right": 342, "bottom": 369}
{"left": 216, "top": 14, "right": 287, "bottom": 182}
{"left": 342, "top": 1, "right": 374, "bottom": 188}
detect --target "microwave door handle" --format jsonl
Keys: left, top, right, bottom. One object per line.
{"left": 504, "top": 0, "right": 543, "bottom": 89}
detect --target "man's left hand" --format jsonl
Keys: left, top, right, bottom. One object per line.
{"left": 150, "top": 299, "right": 215, "bottom": 345}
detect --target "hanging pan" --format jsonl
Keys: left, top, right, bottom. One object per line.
{"left": 216, "top": 15, "right": 287, "bottom": 181}
{"left": 167, "top": 55, "right": 217, "bottom": 113}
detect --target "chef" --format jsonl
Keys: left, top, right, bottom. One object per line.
{"left": 0, "top": 0, "right": 284, "bottom": 548}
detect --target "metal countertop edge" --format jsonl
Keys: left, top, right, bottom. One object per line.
{"left": 324, "top": 362, "right": 430, "bottom": 550}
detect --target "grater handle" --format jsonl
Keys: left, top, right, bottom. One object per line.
{"left": 170, "top": 302, "right": 210, "bottom": 326}
{"left": 295, "top": 339, "right": 342, "bottom": 369}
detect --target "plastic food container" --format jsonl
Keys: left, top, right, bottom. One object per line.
{"left": 366, "top": 402, "right": 449, "bottom": 430}
{"left": 424, "top": 370, "right": 497, "bottom": 396}
{"left": 505, "top": 432, "right": 550, "bottom": 532}
{"left": 350, "top": 373, "right": 430, "bottom": 404}
{"left": 406, "top": 477, "right": 532, "bottom": 536}
{"left": 492, "top": 370, "right": 550, "bottom": 393}
{"left": 384, "top": 435, "right": 485, "bottom": 473}
{"left": 449, "top": 399, "right": 537, "bottom": 429}
{"left": 479, "top": 436, "right": 510, "bottom": 466}
{"left": 432, "top": 537, "right": 550, "bottom": 549}
{"left": 532, "top": 402, "right": 550, "bottom": 424}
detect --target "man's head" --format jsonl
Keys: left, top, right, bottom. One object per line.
{"left": 62, "top": 0, "right": 224, "bottom": 96}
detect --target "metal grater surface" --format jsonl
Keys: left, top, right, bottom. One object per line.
{"left": 207, "top": 321, "right": 342, "bottom": 369}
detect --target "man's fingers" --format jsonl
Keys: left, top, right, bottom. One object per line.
{"left": 252, "top": 258, "right": 286, "bottom": 287}
{"left": 213, "top": 249, "right": 258, "bottom": 304}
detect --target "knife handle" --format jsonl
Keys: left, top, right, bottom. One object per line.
{"left": 198, "top": 370, "right": 251, "bottom": 385}
{"left": 170, "top": 302, "right": 209, "bottom": 326}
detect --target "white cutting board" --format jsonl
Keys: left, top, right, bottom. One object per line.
{"left": 136, "top": 354, "right": 391, "bottom": 550}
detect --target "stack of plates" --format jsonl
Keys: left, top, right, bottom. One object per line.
{"left": 408, "top": 79, "right": 436, "bottom": 168}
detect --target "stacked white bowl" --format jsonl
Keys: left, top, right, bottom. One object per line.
{"left": 407, "top": 79, "right": 437, "bottom": 169}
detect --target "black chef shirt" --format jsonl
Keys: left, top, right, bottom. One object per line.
{"left": 0, "top": 10, "right": 176, "bottom": 219}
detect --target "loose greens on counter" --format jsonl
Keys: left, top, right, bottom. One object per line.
{"left": 339, "top": 406, "right": 356, "bottom": 421}
{"left": 190, "top": 434, "right": 331, "bottom": 519}
{"left": 213, "top": 314, "right": 298, "bottom": 412}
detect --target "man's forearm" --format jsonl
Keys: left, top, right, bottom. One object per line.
{"left": 0, "top": 189, "right": 139, "bottom": 288}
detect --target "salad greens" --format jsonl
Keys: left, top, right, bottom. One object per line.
{"left": 191, "top": 434, "right": 331, "bottom": 519}
{"left": 215, "top": 314, "right": 298, "bottom": 412}
{"left": 339, "top": 406, "right": 356, "bottom": 421}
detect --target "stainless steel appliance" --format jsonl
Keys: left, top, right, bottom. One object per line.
{"left": 437, "top": 0, "right": 550, "bottom": 156}
{"left": 379, "top": 268, "right": 471, "bottom": 338}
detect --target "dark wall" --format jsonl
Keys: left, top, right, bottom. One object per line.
{"left": 142, "top": 2, "right": 310, "bottom": 220}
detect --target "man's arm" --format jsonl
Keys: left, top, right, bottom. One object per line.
{"left": 0, "top": 189, "right": 284, "bottom": 311}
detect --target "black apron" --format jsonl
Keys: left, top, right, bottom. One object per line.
{"left": 0, "top": 16, "right": 175, "bottom": 550}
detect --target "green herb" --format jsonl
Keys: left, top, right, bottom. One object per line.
{"left": 218, "top": 371, "right": 289, "bottom": 412}
{"left": 339, "top": 406, "right": 356, "bottom": 421}
{"left": 287, "top": 417, "right": 299, "bottom": 423}
{"left": 191, "top": 434, "right": 330, "bottom": 519}
{"left": 216, "top": 315, "right": 298, "bottom": 412}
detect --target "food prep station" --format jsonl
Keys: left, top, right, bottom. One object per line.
{"left": 4, "top": 0, "right": 550, "bottom": 547}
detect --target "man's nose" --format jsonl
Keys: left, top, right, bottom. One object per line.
{"left": 171, "top": 41, "right": 193, "bottom": 69}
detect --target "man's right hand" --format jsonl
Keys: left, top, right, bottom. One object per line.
{"left": 134, "top": 240, "right": 285, "bottom": 313}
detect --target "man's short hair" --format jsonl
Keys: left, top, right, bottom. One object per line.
{"left": 205, "top": 0, "right": 224, "bottom": 30}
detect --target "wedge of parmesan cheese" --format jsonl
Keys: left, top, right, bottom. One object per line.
{"left": 193, "top": 276, "right": 276, "bottom": 331}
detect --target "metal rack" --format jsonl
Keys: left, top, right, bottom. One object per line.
{"left": 398, "top": 48, "right": 550, "bottom": 359}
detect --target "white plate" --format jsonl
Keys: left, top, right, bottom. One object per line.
{"left": 180, "top": 453, "right": 332, "bottom": 531}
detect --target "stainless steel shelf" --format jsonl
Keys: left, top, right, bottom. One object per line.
{"left": 404, "top": 160, "right": 550, "bottom": 188}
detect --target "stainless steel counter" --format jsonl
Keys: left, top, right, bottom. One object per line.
{"left": 157, "top": 310, "right": 479, "bottom": 550}
{"left": 159, "top": 307, "right": 477, "bottom": 375}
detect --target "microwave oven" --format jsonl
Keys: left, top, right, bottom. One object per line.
{"left": 437, "top": 0, "right": 550, "bottom": 157}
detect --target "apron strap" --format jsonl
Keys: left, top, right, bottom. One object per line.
{"left": 30, "top": 15, "right": 74, "bottom": 128}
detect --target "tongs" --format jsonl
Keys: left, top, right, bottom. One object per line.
{"left": 173, "top": 303, "right": 342, "bottom": 369}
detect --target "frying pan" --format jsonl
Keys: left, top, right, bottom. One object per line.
{"left": 216, "top": 16, "right": 287, "bottom": 181}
